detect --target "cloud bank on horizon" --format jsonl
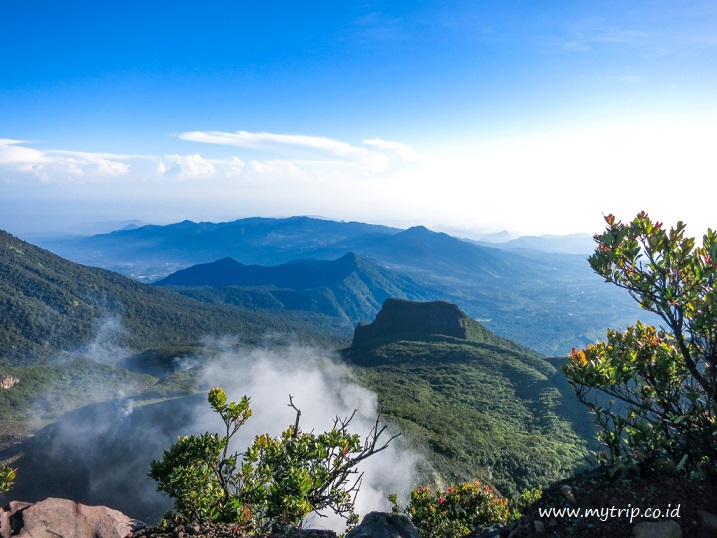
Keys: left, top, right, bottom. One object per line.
{"left": 1, "top": 1, "right": 716, "bottom": 238}
{"left": 2, "top": 119, "right": 715, "bottom": 240}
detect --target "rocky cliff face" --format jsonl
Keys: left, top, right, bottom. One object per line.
{"left": 350, "top": 298, "right": 540, "bottom": 357}
{"left": 352, "top": 298, "right": 472, "bottom": 346}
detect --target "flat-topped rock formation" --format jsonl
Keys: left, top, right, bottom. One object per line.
{"left": 352, "top": 298, "right": 493, "bottom": 347}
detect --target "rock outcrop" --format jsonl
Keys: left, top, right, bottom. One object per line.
{"left": 352, "top": 298, "right": 479, "bottom": 346}
{"left": 345, "top": 512, "right": 420, "bottom": 538}
{"left": 0, "top": 497, "right": 145, "bottom": 538}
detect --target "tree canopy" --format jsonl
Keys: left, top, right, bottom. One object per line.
{"left": 564, "top": 212, "right": 717, "bottom": 477}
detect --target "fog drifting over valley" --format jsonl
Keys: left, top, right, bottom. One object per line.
{"left": 195, "top": 344, "right": 419, "bottom": 530}
{"left": 8, "top": 331, "right": 419, "bottom": 532}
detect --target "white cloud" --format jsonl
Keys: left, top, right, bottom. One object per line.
{"left": 0, "top": 139, "right": 51, "bottom": 179}
{"left": 177, "top": 130, "right": 419, "bottom": 173}
{"left": 178, "top": 130, "right": 362, "bottom": 157}
{"left": 248, "top": 159, "right": 308, "bottom": 180}
{"left": 0, "top": 132, "right": 419, "bottom": 188}
{"left": 158, "top": 154, "right": 216, "bottom": 181}
{"left": 0, "top": 140, "right": 131, "bottom": 182}
{"left": 52, "top": 150, "right": 131, "bottom": 177}
{"left": 2, "top": 119, "right": 715, "bottom": 239}
{"left": 222, "top": 156, "right": 245, "bottom": 178}
{"left": 362, "top": 138, "right": 418, "bottom": 161}
{"left": 0, "top": 139, "right": 46, "bottom": 165}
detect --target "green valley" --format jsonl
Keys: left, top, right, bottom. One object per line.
{"left": 1, "top": 227, "right": 594, "bottom": 525}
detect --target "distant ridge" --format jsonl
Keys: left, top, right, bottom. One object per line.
{"left": 155, "top": 254, "right": 440, "bottom": 326}
{"left": 361, "top": 225, "right": 533, "bottom": 283}
{"left": 489, "top": 233, "right": 595, "bottom": 255}
{"left": 157, "top": 252, "right": 370, "bottom": 289}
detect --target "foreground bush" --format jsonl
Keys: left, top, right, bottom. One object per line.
{"left": 0, "top": 466, "right": 15, "bottom": 494}
{"left": 389, "top": 481, "right": 511, "bottom": 538}
{"left": 149, "top": 387, "right": 396, "bottom": 533}
{"left": 564, "top": 213, "right": 717, "bottom": 477}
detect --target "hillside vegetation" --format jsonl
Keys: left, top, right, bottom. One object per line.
{"left": 343, "top": 299, "right": 591, "bottom": 497}
{"left": 0, "top": 230, "right": 346, "bottom": 365}
{"left": 0, "top": 357, "right": 156, "bottom": 425}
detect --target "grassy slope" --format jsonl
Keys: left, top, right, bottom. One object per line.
{"left": 344, "top": 336, "right": 591, "bottom": 497}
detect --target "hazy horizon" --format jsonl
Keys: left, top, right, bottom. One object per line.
{"left": 7, "top": 212, "right": 596, "bottom": 243}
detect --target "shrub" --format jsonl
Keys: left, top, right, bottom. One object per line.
{"left": 0, "top": 466, "right": 15, "bottom": 494}
{"left": 149, "top": 387, "right": 397, "bottom": 532}
{"left": 389, "top": 481, "right": 511, "bottom": 538}
{"left": 510, "top": 486, "right": 543, "bottom": 515}
{"left": 563, "top": 212, "right": 717, "bottom": 478}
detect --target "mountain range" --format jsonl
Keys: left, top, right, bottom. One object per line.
{"left": 478, "top": 233, "right": 595, "bottom": 255}
{"left": 0, "top": 223, "right": 604, "bottom": 527}
{"left": 44, "top": 216, "right": 650, "bottom": 355}
{"left": 155, "top": 252, "right": 440, "bottom": 328}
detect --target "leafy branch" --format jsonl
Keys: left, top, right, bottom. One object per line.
{"left": 565, "top": 212, "right": 717, "bottom": 477}
{"left": 149, "top": 387, "right": 397, "bottom": 533}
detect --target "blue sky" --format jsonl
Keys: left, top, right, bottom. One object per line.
{"left": 1, "top": 1, "right": 716, "bottom": 238}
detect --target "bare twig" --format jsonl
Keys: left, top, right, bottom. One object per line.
{"left": 288, "top": 394, "right": 301, "bottom": 438}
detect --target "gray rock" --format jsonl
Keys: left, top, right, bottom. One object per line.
{"left": 346, "top": 512, "right": 420, "bottom": 538}
{"left": 632, "top": 519, "right": 682, "bottom": 538}
{"left": 0, "top": 375, "right": 19, "bottom": 389}
{"left": 507, "top": 523, "right": 531, "bottom": 538}
{"left": 559, "top": 485, "right": 576, "bottom": 505}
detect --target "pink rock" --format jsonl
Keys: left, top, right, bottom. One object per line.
{"left": 1, "top": 497, "right": 144, "bottom": 538}
{"left": 0, "top": 501, "right": 32, "bottom": 537}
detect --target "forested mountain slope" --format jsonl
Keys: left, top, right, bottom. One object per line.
{"left": 0, "top": 230, "right": 345, "bottom": 365}
{"left": 155, "top": 253, "right": 441, "bottom": 326}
